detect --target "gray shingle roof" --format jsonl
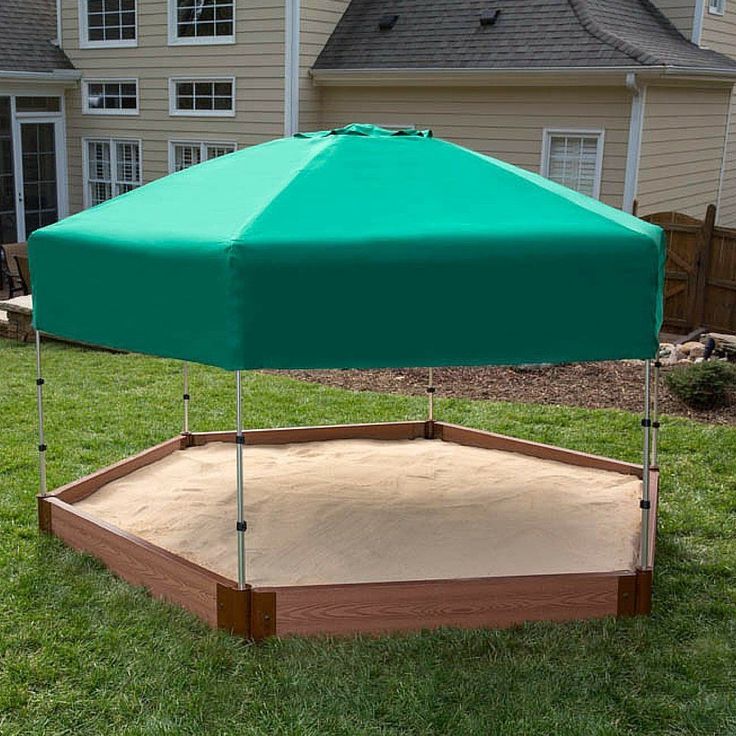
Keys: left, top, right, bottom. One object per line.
{"left": 0, "top": 0, "right": 74, "bottom": 74}
{"left": 314, "top": 0, "right": 736, "bottom": 72}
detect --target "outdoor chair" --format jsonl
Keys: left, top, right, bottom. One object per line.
{"left": 14, "top": 255, "right": 30, "bottom": 294}
{"left": 0, "top": 245, "right": 27, "bottom": 298}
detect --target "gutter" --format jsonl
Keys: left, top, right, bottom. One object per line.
{"left": 0, "top": 69, "right": 81, "bottom": 83}
{"left": 311, "top": 65, "right": 736, "bottom": 86}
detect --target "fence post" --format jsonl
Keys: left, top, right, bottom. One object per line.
{"left": 690, "top": 204, "right": 717, "bottom": 330}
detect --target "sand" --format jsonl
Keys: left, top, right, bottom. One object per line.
{"left": 75, "top": 439, "right": 642, "bottom": 586}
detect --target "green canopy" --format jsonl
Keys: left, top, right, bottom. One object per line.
{"left": 29, "top": 124, "right": 665, "bottom": 370}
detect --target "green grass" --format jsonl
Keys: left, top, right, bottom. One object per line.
{"left": 1, "top": 341, "right": 736, "bottom": 736}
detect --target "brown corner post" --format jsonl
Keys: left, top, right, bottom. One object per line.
{"left": 250, "top": 591, "right": 277, "bottom": 640}
{"left": 216, "top": 585, "right": 277, "bottom": 640}
{"left": 37, "top": 495, "right": 52, "bottom": 534}
{"left": 634, "top": 568, "right": 653, "bottom": 616}
{"left": 617, "top": 574, "right": 637, "bottom": 617}
{"left": 216, "top": 583, "right": 252, "bottom": 637}
{"left": 424, "top": 420, "right": 435, "bottom": 440}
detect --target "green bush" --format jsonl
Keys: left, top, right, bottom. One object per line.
{"left": 665, "top": 361, "right": 736, "bottom": 409}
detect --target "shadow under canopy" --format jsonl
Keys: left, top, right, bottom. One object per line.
{"left": 28, "top": 123, "right": 665, "bottom": 371}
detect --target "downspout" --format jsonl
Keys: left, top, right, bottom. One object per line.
{"left": 54, "top": 0, "right": 62, "bottom": 46}
{"left": 623, "top": 72, "right": 646, "bottom": 214}
{"left": 692, "top": 0, "right": 705, "bottom": 46}
{"left": 284, "top": 0, "right": 300, "bottom": 136}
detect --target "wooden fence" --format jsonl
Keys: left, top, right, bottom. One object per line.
{"left": 642, "top": 205, "right": 736, "bottom": 335}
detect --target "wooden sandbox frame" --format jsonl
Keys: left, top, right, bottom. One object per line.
{"left": 38, "top": 420, "right": 659, "bottom": 640}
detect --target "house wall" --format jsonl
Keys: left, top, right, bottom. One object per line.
{"left": 636, "top": 84, "right": 731, "bottom": 218}
{"left": 318, "top": 85, "right": 631, "bottom": 209}
{"left": 300, "top": 0, "right": 348, "bottom": 131}
{"left": 700, "top": 1, "right": 736, "bottom": 53}
{"left": 650, "top": 0, "right": 696, "bottom": 39}
{"left": 60, "top": 0, "right": 285, "bottom": 213}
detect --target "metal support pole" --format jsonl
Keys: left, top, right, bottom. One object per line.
{"left": 235, "top": 370, "right": 246, "bottom": 589}
{"left": 182, "top": 362, "right": 190, "bottom": 434}
{"left": 640, "top": 359, "right": 652, "bottom": 569}
{"left": 35, "top": 331, "right": 47, "bottom": 495}
{"left": 652, "top": 360, "right": 661, "bottom": 468}
{"left": 427, "top": 367, "right": 435, "bottom": 421}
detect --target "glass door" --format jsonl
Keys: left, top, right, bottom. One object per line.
{"left": 0, "top": 97, "right": 17, "bottom": 243}
{"left": 18, "top": 120, "right": 61, "bottom": 239}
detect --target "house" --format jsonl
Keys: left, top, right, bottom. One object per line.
{"left": 3, "top": 0, "right": 736, "bottom": 248}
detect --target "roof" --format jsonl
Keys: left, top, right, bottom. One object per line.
{"left": 0, "top": 0, "right": 74, "bottom": 74}
{"left": 314, "top": 0, "right": 736, "bottom": 74}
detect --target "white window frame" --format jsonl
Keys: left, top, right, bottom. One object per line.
{"left": 168, "top": 140, "right": 237, "bottom": 172}
{"left": 168, "top": 77, "right": 236, "bottom": 117}
{"left": 78, "top": 0, "right": 138, "bottom": 48}
{"left": 167, "top": 0, "right": 236, "bottom": 45}
{"left": 82, "top": 78, "right": 139, "bottom": 115}
{"left": 540, "top": 128, "right": 605, "bottom": 200}
{"left": 709, "top": 0, "right": 725, "bottom": 15}
{"left": 82, "top": 137, "right": 143, "bottom": 209}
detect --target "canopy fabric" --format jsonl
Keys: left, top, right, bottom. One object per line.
{"left": 29, "top": 124, "right": 665, "bottom": 371}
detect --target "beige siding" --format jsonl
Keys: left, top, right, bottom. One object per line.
{"left": 650, "top": 0, "right": 696, "bottom": 39}
{"left": 300, "top": 0, "right": 348, "bottom": 130}
{"left": 701, "top": 2, "right": 736, "bottom": 56}
{"left": 319, "top": 85, "right": 631, "bottom": 208}
{"left": 61, "top": 0, "right": 284, "bottom": 212}
{"left": 637, "top": 85, "right": 730, "bottom": 218}
{"left": 716, "top": 87, "right": 736, "bottom": 225}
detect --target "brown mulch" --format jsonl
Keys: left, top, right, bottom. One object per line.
{"left": 274, "top": 362, "right": 736, "bottom": 426}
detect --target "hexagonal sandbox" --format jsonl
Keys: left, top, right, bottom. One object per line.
{"left": 38, "top": 421, "right": 658, "bottom": 639}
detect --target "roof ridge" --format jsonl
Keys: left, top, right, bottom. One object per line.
{"left": 567, "top": 0, "right": 662, "bottom": 66}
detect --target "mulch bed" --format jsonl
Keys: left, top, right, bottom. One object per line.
{"left": 274, "top": 362, "right": 736, "bottom": 426}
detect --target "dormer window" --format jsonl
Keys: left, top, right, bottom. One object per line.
{"left": 168, "top": 0, "right": 235, "bottom": 44}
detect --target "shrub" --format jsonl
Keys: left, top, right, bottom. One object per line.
{"left": 665, "top": 361, "right": 736, "bottom": 410}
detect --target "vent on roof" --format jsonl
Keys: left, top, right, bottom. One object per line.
{"left": 479, "top": 9, "right": 500, "bottom": 26}
{"left": 378, "top": 14, "right": 399, "bottom": 30}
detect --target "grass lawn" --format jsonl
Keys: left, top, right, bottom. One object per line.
{"left": 1, "top": 341, "right": 736, "bottom": 736}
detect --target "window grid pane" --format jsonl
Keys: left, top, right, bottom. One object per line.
{"left": 87, "top": 0, "right": 136, "bottom": 43}
{"left": 176, "top": 0, "right": 234, "bottom": 38}
{"left": 205, "top": 143, "right": 235, "bottom": 160}
{"left": 86, "top": 139, "right": 140, "bottom": 206}
{"left": 87, "top": 80, "right": 138, "bottom": 111}
{"left": 174, "top": 80, "right": 233, "bottom": 113}
{"left": 547, "top": 135, "right": 600, "bottom": 198}
{"left": 173, "top": 143, "right": 202, "bottom": 171}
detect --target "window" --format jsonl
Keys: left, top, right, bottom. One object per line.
{"left": 80, "top": 0, "right": 137, "bottom": 48}
{"left": 84, "top": 138, "right": 141, "bottom": 207}
{"left": 169, "top": 78, "right": 235, "bottom": 116}
{"left": 15, "top": 97, "right": 62, "bottom": 113}
{"left": 83, "top": 80, "right": 138, "bottom": 114}
{"left": 541, "top": 130, "right": 604, "bottom": 199}
{"left": 168, "top": 0, "right": 235, "bottom": 44}
{"left": 709, "top": 0, "right": 725, "bottom": 14}
{"left": 169, "top": 141, "right": 236, "bottom": 171}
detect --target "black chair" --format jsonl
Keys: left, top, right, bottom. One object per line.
{"left": 0, "top": 245, "right": 26, "bottom": 298}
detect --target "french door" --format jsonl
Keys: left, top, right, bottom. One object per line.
{"left": 13, "top": 116, "right": 67, "bottom": 242}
